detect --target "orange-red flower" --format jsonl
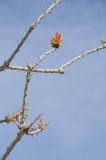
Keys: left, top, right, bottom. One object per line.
{"left": 50, "top": 32, "right": 62, "bottom": 48}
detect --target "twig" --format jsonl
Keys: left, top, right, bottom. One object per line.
{"left": 0, "top": 132, "right": 24, "bottom": 160}
{"left": 28, "top": 114, "right": 42, "bottom": 129}
{"left": 27, "top": 124, "right": 48, "bottom": 135}
{"left": 27, "top": 114, "right": 48, "bottom": 136}
{"left": 0, "top": 0, "right": 61, "bottom": 72}
{"left": 60, "top": 45, "right": 105, "bottom": 69}
{"left": 33, "top": 48, "right": 56, "bottom": 68}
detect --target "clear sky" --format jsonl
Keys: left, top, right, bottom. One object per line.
{"left": 0, "top": 0, "right": 106, "bottom": 160}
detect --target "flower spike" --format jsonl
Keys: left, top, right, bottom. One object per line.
{"left": 50, "top": 32, "right": 62, "bottom": 48}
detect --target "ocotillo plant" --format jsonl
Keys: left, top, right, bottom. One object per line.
{"left": 0, "top": 1, "right": 106, "bottom": 160}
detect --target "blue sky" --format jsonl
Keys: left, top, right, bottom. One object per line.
{"left": 0, "top": 0, "right": 106, "bottom": 160}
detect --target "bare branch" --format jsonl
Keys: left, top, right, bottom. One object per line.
{"left": 0, "top": 115, "right": 47, "bottom": 159}
{"left": 20, "top": 66, "right": 32, "bottom": 124}
{"left": 8, "top": 44, "right": 106, "bottom": 74}
{"left": 8, "top": 65, "right": 64, "bottom": 74}
{"left": 60, "top": 45, "right": 105, "bottom": 69}
{"left": 0, "top": 0, "right": 61, "bottom": 72}
{"left": 33, "top": 48, "right": 56, "bottom": 68}
{"left": 0, "top": 132, "right": 24, "bottom": 160}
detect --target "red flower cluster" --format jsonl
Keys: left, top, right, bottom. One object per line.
{"left": 50, "top": 32, "right": 62, "bottom": 48}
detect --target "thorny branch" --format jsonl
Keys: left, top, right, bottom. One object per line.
{"left": 8, "top": 66, "right": 64, "bottom": 74}
{"left": 20, "top": 46, "right": 57, "bottom": 124}
{"left": 20, "top": 48, "right": 57, "bottom": 124}
{"left": 0, "top": 2, "right": 61, "bottom": 157}
{"left": 0, "top": 0, "right": 61, "bottom": 72}
{"left": 0, "top": 40, "right": 106, "bottom": 160}
{"left": 60, "top": 45, "right": 106, "bottom": 69}
{"left": 0, "top": 112, "right": 47, "bottom": 160}
{"left": 33, "top": 48, "right": 56, "bottom": 68}
{"left": 6, "top": 44, "right": 106, "bottom": 74}
{"left": 0, "top": 0, "right": 106, "bottom": 160}
{"left": 0, "top": 55, "right": 51, "bottom": 159}
{"left": 21, "top": 65, "right": 32, "bottom": 124}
